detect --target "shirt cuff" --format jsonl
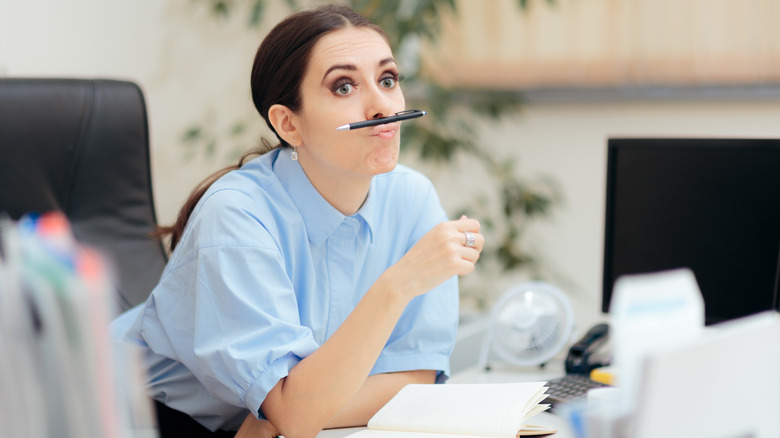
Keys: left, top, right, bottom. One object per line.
{"left": 244, "top": 352, "right": 302, "bottom": 419}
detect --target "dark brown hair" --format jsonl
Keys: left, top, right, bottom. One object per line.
{"left": 155, "top": 5, "right": 388, "bottom": 252}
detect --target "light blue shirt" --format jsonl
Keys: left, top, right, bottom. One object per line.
{"left": 113, "top": 148, "right": 459, "bottom": 431}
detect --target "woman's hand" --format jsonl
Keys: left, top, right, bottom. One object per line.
{"left": 236, "top": 413, "right": 280, "bottom": 438}
{"left": 382, "top": 215, "right": 483, "bottom": 300}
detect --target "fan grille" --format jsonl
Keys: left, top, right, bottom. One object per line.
{"left": 485, "top": 282, "right": 574, "bottom": 366}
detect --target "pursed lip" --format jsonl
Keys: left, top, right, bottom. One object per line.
{"left": 370, "top": 122, "right": 400, "bottom": 138}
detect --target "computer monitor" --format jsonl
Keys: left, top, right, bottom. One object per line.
{"left": 602, "top": 138, "right": 780, "bottom": 325}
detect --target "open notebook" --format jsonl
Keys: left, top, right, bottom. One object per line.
{"left": 346, "top": 382, "right": 555, "bottom": 438}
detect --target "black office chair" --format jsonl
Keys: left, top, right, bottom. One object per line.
{"left": 0, "top": 78, "right": 168, "bottom": 312}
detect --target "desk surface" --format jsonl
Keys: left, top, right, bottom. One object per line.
{"left": 318, "top": 361, "right": 576, "bottom": 438}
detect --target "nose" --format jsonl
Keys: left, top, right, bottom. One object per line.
{"left": 363, "top": 81, "right": 396, "bottom": 121}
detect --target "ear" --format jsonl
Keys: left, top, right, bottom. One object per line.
{"left": 268, "top": 104, "right": 301, "bottom": 147}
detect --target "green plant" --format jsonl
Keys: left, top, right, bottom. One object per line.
{"left": 184, "top": 0, "right": 562, "bottom": 309}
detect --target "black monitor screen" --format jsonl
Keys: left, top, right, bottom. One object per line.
{"left": 602, "top": 138, "right": 780, "bottom": 325}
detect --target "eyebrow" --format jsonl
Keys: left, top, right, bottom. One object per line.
{"left": 322, "top": 57, "right": 397, "bottom": 82}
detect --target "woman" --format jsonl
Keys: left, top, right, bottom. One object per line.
{"left": 113, "top": 4, "right": 483, "bottom": 437}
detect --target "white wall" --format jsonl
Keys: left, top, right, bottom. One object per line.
{"left": 480, "top": 97, "right": 780, "bottom": 335}
{"left": 3, "top": 1, "right": 780, "bottom": 339}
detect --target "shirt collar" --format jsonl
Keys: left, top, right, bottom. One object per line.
{"left": 274, "top": 148, "right": 375, "bottom": 246}
{"left": 274, "top": 148, "right": 342, "bottom": 246}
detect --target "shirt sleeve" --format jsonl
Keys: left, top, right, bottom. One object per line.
{"left": 370, "top": 177, "right": 460, "bottom": 381}
{"left": 140, "top": 188, "right": 319, "bottom": 414}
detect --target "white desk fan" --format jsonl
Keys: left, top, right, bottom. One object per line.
{"left": 478, "top": 281, "right": 574, "bottom": 370}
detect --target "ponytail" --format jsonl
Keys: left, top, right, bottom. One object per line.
{"left": 153, "top": 144, "right": 275, "bottom": 253}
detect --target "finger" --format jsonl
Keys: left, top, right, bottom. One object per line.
{"left": 457, "top": 216, "right": 479, "bottom": 227}
{"left": 456, "top": 217, "right": 481, "bottom": 233}
{"left": 473, "top": 233, "right": 485, "bottom": 251}
{"left": 460, "top": 230, "right": 485, "bottom": 249}
{"left": 461, "top": 230, "right": 475, "bottom": 248}
{"left": 456, "top": 257, "right": 476, "bottom": 276}
{"left": 460, "top": 247, "right": 481, "bottom": 264}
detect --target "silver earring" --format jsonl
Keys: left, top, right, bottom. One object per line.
{"left": 291, "top": 146, "right": 298, "bottom": 161}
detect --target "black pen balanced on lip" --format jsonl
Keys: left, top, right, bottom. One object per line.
{"left": 336, "top": 109, "right": 427, "bottom": 131}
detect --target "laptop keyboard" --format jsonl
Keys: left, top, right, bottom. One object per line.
{"left": 545, "top": 374, "right": 610, "bottom": 407}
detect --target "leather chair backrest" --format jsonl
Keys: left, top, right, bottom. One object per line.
{"left": 0, "top": 78, "right": 167, "bottom": 311}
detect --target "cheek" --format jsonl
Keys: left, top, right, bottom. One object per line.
{"left": 298, "top": 107, "right": 336, "bottom": 144}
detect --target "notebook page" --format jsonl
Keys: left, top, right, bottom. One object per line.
{"left": 367, "top": 382, "right": 548, "bottom": 438}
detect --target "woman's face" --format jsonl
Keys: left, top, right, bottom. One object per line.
{"left": 294, "top": 26, "right": 405, "bottom": 179}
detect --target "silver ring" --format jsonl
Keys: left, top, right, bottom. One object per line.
{"left": 464, "top": 231, "right": 476, "bottom": 248}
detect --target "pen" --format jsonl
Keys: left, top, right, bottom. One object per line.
{"left": 336, "top": 109, "right": 427, "bottom": 131}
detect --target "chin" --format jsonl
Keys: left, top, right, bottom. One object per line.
{"left": 373, "top": 162, "right": 398, "bottom": 175}
{"left": 368, "top": 150, "right": 399, "bottom": 174}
